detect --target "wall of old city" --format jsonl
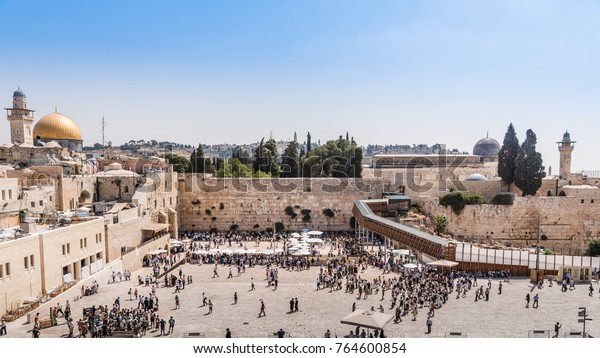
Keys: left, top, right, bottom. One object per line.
{"left": 104, "top": 209, "right": 143, "bottom": 263}
{"left": 0, "top": 217, "right": 105, "bottom": 315}
{"left": 178, "top": 177, "right": 386, "bottom": 232}
{"left": 419, "top": 190, "right": 600, "bottom": 255}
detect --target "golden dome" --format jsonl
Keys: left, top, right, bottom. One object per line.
{"left": 33, "top": 112, "right": 82, "bottom": 141}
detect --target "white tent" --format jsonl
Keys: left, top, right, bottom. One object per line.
{"left": 307, "top": 230, "right": 323, "bottom": 236}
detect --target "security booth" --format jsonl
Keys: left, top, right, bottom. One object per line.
{"left": 557, "top": 266, "right": 593, "bottom": 283}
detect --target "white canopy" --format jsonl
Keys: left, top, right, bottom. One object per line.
{"left": 305, "top": 238, "right": 324, "bottom": 244}
{"left": 403, "top": 263, "right": 418, "bottom": 269}
{"left": 290, "top": 233, "right": 302, "bottom": 238}
{"left": 221, "top": 248, "right": 233, "bottom": 255}
{"left": 307, "top": 230, "right": 323, "bottom": 236}
{"left": 392, "top": 249, "right": 410, "bottom": 256}
{"left": 341, "top": 309, "right": 393, "bottom": 330}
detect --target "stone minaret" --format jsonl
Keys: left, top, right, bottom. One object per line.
{"left": 557, "top": 130, "right": 575, "bottom": 179}
{"left": 5, "top": 88, "right": 35, "bottom": 145}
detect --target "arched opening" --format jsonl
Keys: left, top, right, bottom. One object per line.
{"left": 124, "top": 185, "right": 129, "bottom": 193}
{"left": 559, "top": 191, "right": 566, "bottom": 197}
{"left": 547, "top": 190, "right": 552, "bottom": 196}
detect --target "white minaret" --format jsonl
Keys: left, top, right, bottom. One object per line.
{"left": 557, "top": 130, "right": 575, "bottom": 179}
{"left": 5, "top": 88, "right": 35, "bottom": 145}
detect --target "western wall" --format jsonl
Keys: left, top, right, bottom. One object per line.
{"left": 177, "top": 176, "right": 386, "bottom": 232}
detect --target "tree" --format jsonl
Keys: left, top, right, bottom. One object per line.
{"left": 588, "top": 240, "right": 600, "bottom": 256}
{"left": 514, "top": 129, "right": 546, "bottom": 196}
{"left": 432, "top": 215, "right": 448, "bottom": 234}
{"left": 190, "top": 144, "right": 209, "bottom": 173}
{"left": 252, "top": 138, "right": 280, "bottom": 177}
{"left": 280, "top": 140, "right": 300, "bottom": 177}
{"left": 498, "top": 123, "right": 520, "bottom": 190}
{"left": 216, "top": 158, "right": 252, "bottom": 178}
{"left": 165, "top": 154, "right": 191, "bottom": 173}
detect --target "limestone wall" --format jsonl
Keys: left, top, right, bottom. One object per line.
{"left": 419, "top": 194, "right": 600, "bottom": 255}
{"left": 178, "top": 177, "right": 385, "bottom": 232}
{"left": 104, "top": 214, "right": 143, "bottom": 263}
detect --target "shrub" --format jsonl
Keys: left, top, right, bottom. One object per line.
{"left": 205, "top": 209, "right": 212, "bottom": 215}
{"left": 211, "top": 216, "right": 217, "bottom": 221}
{"left": 253, "top": 223, "right": 260, "bottom": 229}
{"left": 300, "top": 209, "right": 312, "bottom": 216}
{"left": 349, "top": 216, "right": 356, "bottom": 229}
{"left": 230, "top": 224, "right": 239, "bottom": 231}
{"left": 80, "top": 189, "right": 91, "bottom": 200}
{"left": 219, "top": 203, "right": 225, "bottom": 210}
{"left": 302, "top": 213, "right": 311, "bottom": 223}
{"left": 274, "top": 222, "right": 285, "bottom": 232}
{"left": 322, "top": 208, "right": 335, "bottom": 218}
{"left": 439, "top": 191, "right": 484, "bottom": 215}
{"left": 491, "top": 192, "right": 515, "bottom": 205}
{"left": 284, "top": 206, "right": 295, "bottom": 216}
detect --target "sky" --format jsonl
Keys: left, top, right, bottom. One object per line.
{"left": 0, "top": 0, "right": 598, "bottom": 172}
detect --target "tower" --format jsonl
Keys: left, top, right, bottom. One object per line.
{"left": 5, "top": 88, "right": 35, "bottom": 145}
{"left": 557, "top": 130, "right": 575, "bottom": 179}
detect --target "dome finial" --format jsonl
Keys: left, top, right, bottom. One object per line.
{"left": 55, "top": 105, "right": 58, "bottom": 113}
{"left": 486, "top": 131, "right": 489, "bottom": 138}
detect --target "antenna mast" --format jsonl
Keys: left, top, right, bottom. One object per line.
{"left": 101, "top": 117, "right": 107, "bottom": 158}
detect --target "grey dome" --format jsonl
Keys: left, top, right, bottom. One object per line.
{"left": 13, "top": 88, "right": 25, "bottom": 97}
{"left": 562, "top": 130, "right": 571, "bottom": 142}
{"left": 473, "top": 136, "right": 500, "bottom": 157}
{"left": 465, "top": 173, "right": 488, "bottom": 181}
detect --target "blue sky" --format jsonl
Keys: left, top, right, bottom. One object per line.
{"left": 0, "top": 0, "right": 599, "bottom": 172}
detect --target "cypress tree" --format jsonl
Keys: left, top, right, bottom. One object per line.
{"left": 497, "top": 123, "right": 520, "bottom": 190}
{"left": 514, "top": 129, "right": 546, "bottom": 196}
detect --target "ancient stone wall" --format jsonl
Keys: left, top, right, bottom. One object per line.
{"left": 419, "top": 193, "right": 600, "bottom": 255}
{"left": 178, "top": 177, "right": 385, "bottom": 232}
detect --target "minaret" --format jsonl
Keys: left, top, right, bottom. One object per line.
{"left": 557, "top": 130, "right": 575, "bottom": 179}
{"left": 5, "top": 88, "right": 35, "bottom": 145}
{"left": 293, "top": 131, "right": 297, "bottom": 143}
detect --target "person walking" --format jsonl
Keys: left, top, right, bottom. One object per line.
{"left": 258, "top": 299, "right": 266, "bottom": 317}
{"left": 228, "top": 268, "right": 233, "bottom": 279}
{"left": 525, "top": 293, "right": 530, "bottom": 308}
{"left": 168, "top": 316, "right": 175, "bottom": 334}
{"left": 208, "top": 300, "right": 213, "bottom": 314}
{"left": 533, "top": 293, "right": 539, "bottom": 308}
{"left": 426, "top": 317, "right": 433, "bottom": 334}
{"left": 251, "top": 278, "right": 255, "bottom": 291}
{"left": 553, "top": 322, "right": 562, "bottom": 338}
{"left": 213, "top": 265, "right": 219, "bottom": 278}
{"left": 294, "top": 297, "right": 299, "bottom": 312}
{"left": 234, "top": 292, "right": 238, "bottom": 304}
{"left": 289, "top": 298, "right": 295, "bottom": 313}
{"left": 589, "top": 283, "right": 594, "bottom": 297}
{"left": 175, "top": 294, "right": 180, "bottom": 309}
{"left": 160, "top": 318, "right": 166, "bottom": 336}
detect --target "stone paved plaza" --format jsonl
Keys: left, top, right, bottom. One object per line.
{"left": 3, "top": 245, "right": 600, "bottom": 339}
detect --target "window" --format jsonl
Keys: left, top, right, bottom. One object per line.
{"left": 5, "top": 263, "right": 10, "bottom": 276}
{"left": 31, "top": 201, "right": 35, "bottom": 208}
{"left": 99, "top": 233, "right": 102, "bottom": 242}
{"left": 592, "top": 199, "right": 595, "bottom": 204}
{"left": 8, "top": 190, "right": 12, "bottom": 200}
{"left": 67, "top": 243, "right": 70, "bottom": 254}
{"left": 30, "top": 255, "right": 34, "bottom": 267}
{"left": 0, "top": 264, "right": 3, "bottom": 278}
{"left": 84, "top": 237, "right": 87, "bottom": 247}
{"left": 62, "top": 245, "right": 66, "bottom": 255}
{"left": 170, "top": 197, "right": 173, "bottom": 205}
{"left": 1, "top": 190, "right": 5, "bottom": 200}
{"left": 582, "top": 199, "right": 585, "bottom": 204}
{"left": 24, "top": 256, "right": 29, "bottom": 269}
{"left": 49, "top": 195, "right": 53, "bottom": 202}
{"left": 124, "top": 185, "right": 129, "bottom": 193}
{"left": 80, "top": 239, "right": 84, "bottom": 249}
{"left": 39, "top": 200, "right": 43, "bottom": 206}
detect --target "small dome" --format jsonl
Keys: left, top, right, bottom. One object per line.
{"left": 33, "top": 112, "right": 82, "bottom": 141}
{"left": 473, "top": 136, "right": 500, "bottom": 157}
{"left": 465, "top": 173, "right": 488, "bottom": 181}
{"left": 562, "top": 130, "right": 571, "bottom": 142}
{"left": 13, "top": 88, "right": 26, "bottom": 97}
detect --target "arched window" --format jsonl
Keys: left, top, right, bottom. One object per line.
{"left": 559, "top": 191, "right": 566, "bottom": 197}
{"left": 124, "top": 185, "right": 129, "bottom": 193}
{"left": 547, "top": 190, "right": 552, "bottom": 196}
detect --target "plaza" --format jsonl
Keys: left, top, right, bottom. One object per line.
{"left": 2, "top": 241, "right": 599, "bottom": 339}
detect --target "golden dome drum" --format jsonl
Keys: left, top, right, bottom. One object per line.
{"left": 33, "top": 112, "right": 82, "bottom": 140}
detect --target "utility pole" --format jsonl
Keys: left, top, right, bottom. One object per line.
{"left": 578, "top": 307, "right": 592, "bottom": 338}
{"left": 101, "top": 117, "right": 107, "bottom": 159}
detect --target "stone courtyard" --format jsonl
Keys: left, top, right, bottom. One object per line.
{"left": 3, "top": 244, "right": 599, "bottom": 339}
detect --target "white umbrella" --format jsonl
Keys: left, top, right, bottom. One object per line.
{"left": 392, "top": 249, "right": 410, "bottom": 256}
{"left": 341, "top": 309, "right": 393, "bottom": 330}
{"left": 305, "top": 238, "right": 324, "bottom": 244}
{"left": 169, "top": 239, "right": 182, "bottom": 245}
{"left": 292, "top": 250, "right": 311, "bottom": 256}
{"left": 290, "top": 233, "right": 301, "bottom": 238}
{"left": 307, "top": 230, "right": 323, "bottom": 236}
{"left": 403, "top": 263, "right": 418, "bottom": 269}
